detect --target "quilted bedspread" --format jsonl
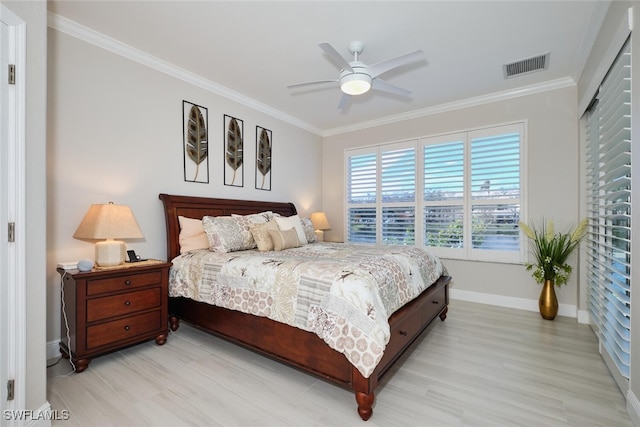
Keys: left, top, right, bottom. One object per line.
{"left": 169, "top": 242, "right": 446, "bottom": 378}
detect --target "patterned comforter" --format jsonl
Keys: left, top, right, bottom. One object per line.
{"left": 169, "top": 242, "right": 446, "bottom": 378}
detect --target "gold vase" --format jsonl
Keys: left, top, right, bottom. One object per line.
{"left": 539, "top": 279, "right": 558, "bottom": 320}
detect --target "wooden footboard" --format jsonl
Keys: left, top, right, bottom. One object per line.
{"left": 159, "top": 193, "right": 451, "bottom": 420}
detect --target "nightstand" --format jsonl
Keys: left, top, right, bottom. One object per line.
{"left": 57, "top": 260, "right": 172, "bottom": 372}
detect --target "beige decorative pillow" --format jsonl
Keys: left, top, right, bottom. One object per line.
{"left": 274, "top": 215, "right": 308, "bottom": 245}
{"left": 268, "top": 228, "right": 301, "bottom": 251}
{"left": 300, "top": 217, "right": 317, "bottom": 243}
{"left": 250, "top": 220, "right": 279, "bottom": 252}
{"left": 178, "top": 216, "right": 209, "bottom": 254}
{"left": 202, "top": 216, "right": 255, "bottom": 252}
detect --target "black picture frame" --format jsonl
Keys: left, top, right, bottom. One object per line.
{"left": 224, "top": 114, "right": 244, "bottom": 187}
{"left": 255, "top": 126, "right": 272, "bottom": 191}
{"left": 182, "top": 101, "right": 209, "bottom": 183}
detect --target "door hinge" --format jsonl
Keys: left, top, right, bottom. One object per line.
{"left": 8, "top": 222, "right": 15, "bottom": 242}
{"left": 7, "top": 379, "right": 14, "bottom": 401}
{"left": 8, "top": 64, "right": 15, "bottom": 85}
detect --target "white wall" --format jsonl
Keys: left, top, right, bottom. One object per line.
{"left": 322, "top": 86, "right": 581, "bottom": 311}
{"left": 1, "top": 0, "right": 48, "bottom": 418}
{"left": 46, "top": 29, "right": 323, "bottom": 347}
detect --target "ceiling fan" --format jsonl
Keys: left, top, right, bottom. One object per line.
{"left": 287, "top": 41, "right": 425, "bottom": 109}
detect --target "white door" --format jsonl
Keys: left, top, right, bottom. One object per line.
{"left": 0, "top": 5, "right": 25, "bottom": 422}
{"left": 0, "top": 17, "right": 10, "bottom": 413}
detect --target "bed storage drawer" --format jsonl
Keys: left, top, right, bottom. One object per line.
{"left": 376, "top": 280, "right": 448, "bottom": 374}
{"left": 421, "top": 281, "right": 447, "bottom": 325}
{"left": 385, "top": 308, "right": 421, "bottom": 358}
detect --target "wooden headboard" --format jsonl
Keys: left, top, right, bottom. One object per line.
{"left": 159, "top": 193, "right": 297, "bottom": 261}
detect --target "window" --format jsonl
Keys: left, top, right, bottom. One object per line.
{"left": 422, "top": 124, "right": 523, "bottom": 262}
{"left": 346, "top": 142, "right": 416, "bottom": 245}
{"left": 585, "top": 38, "right": 631, "bottom": 383}
{"left": 345, "top": 123, "right": 525, "bottom": 263}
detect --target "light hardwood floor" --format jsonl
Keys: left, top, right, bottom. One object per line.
{"left": 47, "top": 300, "right": 633, "bottom": 426}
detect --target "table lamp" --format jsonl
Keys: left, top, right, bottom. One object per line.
{"left": 310, "top": 212, "right": 331, "bottom": 242}
{"left": 73, "top": 202, "right": 144, "bottom": 267}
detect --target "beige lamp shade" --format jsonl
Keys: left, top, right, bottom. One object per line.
{"left": 310, "top": 212, "right": 331, "bottom": 242}
{"left": 73, "top": 202, "right": 144, "bottom": 267}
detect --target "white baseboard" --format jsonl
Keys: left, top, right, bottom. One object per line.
{"left": 577, "top": 309, "right": 591, "bottom": 325}
{"left": 24, "top": 401, "right": 53, "bottom": 427}
{"left": 627, "top": 389, "right": 640, "bottom": 427}
{"left": 449, "top": 288, "right": 578, "bottom": 318}
{"left": 46, "top": 340, "right": 61, "bottom": 362}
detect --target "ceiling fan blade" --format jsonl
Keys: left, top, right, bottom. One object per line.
{"left": 372, "top": 79, "right": 412, "bottom": 97}
{"left": 319, "top": 42, "right": 353, "bottom": 72}
{"left": 287, "top": 79, "right": 338, "bottom": 89}
{"left": 367, "top": 50, "right": 424, "bottom": 79}
{"left": 337, "top": 93, "right": 351, "bottom": 110}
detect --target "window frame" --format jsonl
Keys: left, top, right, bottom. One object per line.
{"left": 345, "top": 122, "right": 527, "bottom": 264}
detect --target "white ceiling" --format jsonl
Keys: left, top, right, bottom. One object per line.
{"left": 48, "top": 1, "right": 609, "bottom": 135}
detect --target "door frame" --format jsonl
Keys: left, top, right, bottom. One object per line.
{"left": 0, "top": 4, "right": 27, "bottom": 420}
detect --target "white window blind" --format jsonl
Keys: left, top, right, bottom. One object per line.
{"left": 424, "top": 139, "right": 465, "bottom": 249}
{"left": 585, "top": 38, "right": 631, "bottom": 382}
{"left": 381, "top": 146, "right": 416, "bottom": 245}
{"left": 469, "top": 129, "right": 521, "bottom": 254}
{"left": 347, "top": 152, "right": 377, "bottom": 243}
{"left": 345, "top": 123, "right": 524, "bottom": 263}
{"left": 421, "top": 123, "right": 524, "bottom": 262}
{"left": 345, "top": 143, "right": 417, "bottom": 245}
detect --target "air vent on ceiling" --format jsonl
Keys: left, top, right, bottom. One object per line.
{"left": 503, "top": 53, "right": 550, "bottom": 79}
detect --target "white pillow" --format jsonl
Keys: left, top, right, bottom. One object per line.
{"left": 178, "top": 216, "right": 209, "bottom": 254}
{"left": 274, "top": 215, "right": 308, "bottom": 245}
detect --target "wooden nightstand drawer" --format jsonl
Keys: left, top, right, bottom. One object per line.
{"left": 58, "top": 261, "right": 171, "bottom": 372}
{"left": 86, "top": 288, "right": 161, "bottom": 322}
{"left": 86, "top": 310, "right": 162, "bottom": 350}
{"left": 87, "top": 271, "right": 162, "bottom": 296}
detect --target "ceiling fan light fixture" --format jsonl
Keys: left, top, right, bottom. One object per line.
{"left": 340, "top": 74, "right": 372, "bottom": 95}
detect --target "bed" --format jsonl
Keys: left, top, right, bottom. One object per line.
{"left": 159, "top": 193, "right": 451, "bottom": 420}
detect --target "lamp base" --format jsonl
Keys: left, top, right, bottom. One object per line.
{"left": 95, "top": 239, "right": 125, "bottom": 267}
{"left": 314, "top": 230, "right": 325, "bottom": 242}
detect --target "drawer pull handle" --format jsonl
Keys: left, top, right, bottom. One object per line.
{"left": 124, "top": 280, "right": 131, "bottom": 286}
{"left": 124, "top": 325, "right": 130, "bottom": 331}
{"left": 124, "top": 301, "right": 131, "bottom": 306}
{"left": 399, "top": 330, "right": 408, "bottom": 336}
{"left": 432, "top": 300, "right": 439, "bottom": 305}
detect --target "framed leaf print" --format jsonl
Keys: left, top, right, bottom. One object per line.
{"left": 183, "top": 101, "right": 209, "bottom": 183}
{"left": 224, "top": 114, "right": 244, "bottom": 187}
{"left": 256, "top": 126, "right": 272, "bottom": 191}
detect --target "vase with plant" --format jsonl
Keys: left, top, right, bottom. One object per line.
{"left": 518, "top": 218, "right": 588, "bottom": 320}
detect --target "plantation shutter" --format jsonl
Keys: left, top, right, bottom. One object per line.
{"left": 347, "top": 151, "right": 377, "bottom": 242}
{"left": 423, "top": 138, "right": 465, "bottom": 249}
{"left": 381, "top": 144, "right": 416, "bottom": 245}
{"left": 585, "top": 38, "right": 631, "bottom": 384}
{"left": 469, "top": 127, "right": 521, "bottom": 256}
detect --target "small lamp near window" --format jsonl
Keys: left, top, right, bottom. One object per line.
{"left": 73, "top": 202, "right": 144, "bottom": 267}
{"left": 310, "top": 212, "right": 331, "bottom": 242}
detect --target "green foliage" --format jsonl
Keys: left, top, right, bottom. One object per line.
{"left": 519, "top": 218, "right": 587, "bottom": 286}
{"left": 426, "top": 218, "right": 487, "bottom": 248}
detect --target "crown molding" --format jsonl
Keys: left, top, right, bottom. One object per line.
{"left": 322, "top": 77, "right": 576, "bottom": 137}
{"left": 49, "top": 12, "right": 577, "bottom": 140}
{"left": 47, "top": 12, "right": 324, "bottom": 136}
